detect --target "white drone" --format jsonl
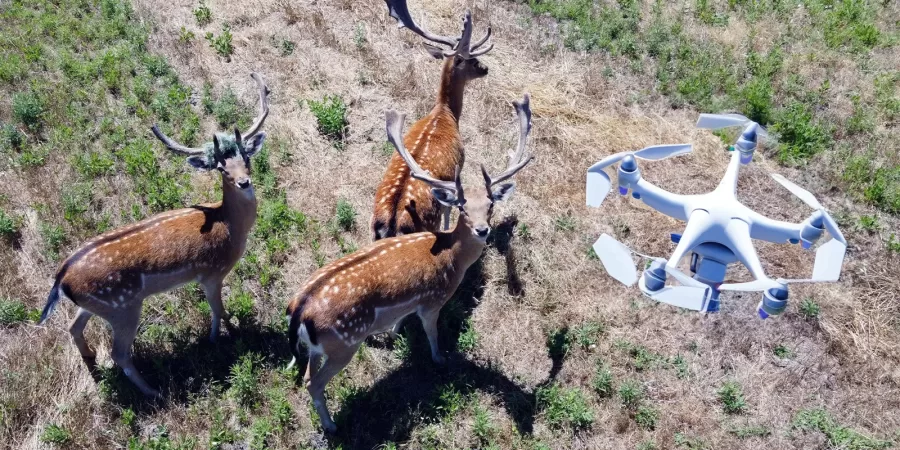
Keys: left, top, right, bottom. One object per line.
{"left": 585, "top": 114, "right": 847, "bottom": 318}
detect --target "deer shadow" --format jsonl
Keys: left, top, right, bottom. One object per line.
{"left": 487, "top": 215, "right": 524, "bottom": 297}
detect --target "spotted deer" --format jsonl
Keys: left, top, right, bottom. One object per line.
{"left": 370, "top": 0, "right": 494, "bottom": 240}
{"left": 38, "top": 73, "right": 270, "bottom": 397}
{"left": 287, "top": 95, "right": 532, "bottom": 433}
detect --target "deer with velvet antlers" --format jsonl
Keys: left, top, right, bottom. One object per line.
{"left": 370, "top": 0, "right": 494, "bottom": 240}
{"left": 287, "top": 94, "right": 532, "bottom": 433}
{"left": 39, "top": 73, "right": 270, "bottom": 397}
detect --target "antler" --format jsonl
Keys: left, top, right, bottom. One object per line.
{"left": 385, "top": 0, "right": 492, "bottom": 59}
{"left": 241, "top": 72, "right": 269, "bottom": 139}
{"left": 484, "top": 94, "right": 534, "bottom": 186}
{"left": 150, "top": 125, "right": 204, "bottom": 155}
{"left": 385, "top": 109, "right": 461, "bottom": 195}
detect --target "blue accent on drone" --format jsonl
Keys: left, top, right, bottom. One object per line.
{"left": 670, "top": 233, "right": 682, "bottom": 244}
{"left": 789, "top": 238, "right": 799, "bottom": 244}
{"left": 632, "top": 192, "right": 641, "bottom": 199}
{"left": 758, "top": 307, "right": 769, "bottom": 319}
{"left": 619, "top": 186, "right": 628, "bottom": 195}
{"left": 621, "top": 155, "right": 637, "bottom": 171}
{"left": 706, "top": 299, "right": 720, "bottom": 313}
{"left": 802, "top": 241, "right": 812, "bottom": 249}
{"left": 810, "top": 215, "right": 824, "bottom": 228}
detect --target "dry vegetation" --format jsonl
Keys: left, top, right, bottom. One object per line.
{"left": 0, "top": 0, "right": 899, "bottom": 449}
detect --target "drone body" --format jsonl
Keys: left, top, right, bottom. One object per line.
{"left": 586, "top": 114, "right": 847, "bottom": 318}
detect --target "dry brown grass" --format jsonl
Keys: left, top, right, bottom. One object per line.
{"left": 2, "top": 0, "right": 899, "bottom": 449}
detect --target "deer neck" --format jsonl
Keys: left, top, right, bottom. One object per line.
{"left": 220, "top": 176, "right": 258, "bottom": 240}
{"left": 443, "top": 215, "right": 486, "bottom": 273}
{"left": 436, "top": 57, "right": 467, "bottom": 123}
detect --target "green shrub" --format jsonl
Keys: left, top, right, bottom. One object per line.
{"left": 206, "top": 24, "right": 233, "bottom": 59}
{"left": 794, "top": 408, "right": 891, "bottom": 450}
{"left": 0, "top": 123, "right": 24, "bottom": 151}
{"left": 226, "top": 289, "right": 255, "bottom": 324}
{"left": 0, "top": 209, "right": 19, "bottom": 240}
{"left": 0, "top": 298, "right": 29, "bottom": 325}
{"left": 335, "top": 199, "right": 356, "bottom": 231}
{"left": 249, "top": 418, "right": 273, "bottom": 450}
{"left": 635, "top": 404, "right": 659, "bottom": 430}
{"left": 572, "top": 321, "right": 604, "bottom": 350}
{"left": 617, "top": 379, "right": 643, "bottom": 409}
{"left": 535, "top": 383, "right": 594, "bottom": 430}
{"left": 12, "top": 91, "right": 44, "bottom": 130}
{"left": 717, "top": 381, "right": 747, "bottom": 414}
{"left": 772, "top": 102, "right": 831, "bottom": 165}
{"left": 457, "top": 317, "right": 479, "bottom": 352}
{"left": 308, "top": 95, "right": 348, "bottom": 145}
{"left": 212, "top": 87, "right": 246, "bottom": 128}
{"left": 74, "top": 151, "right": 115, "bottom": 178}
{"left": 592, "top": 362, "right": 613, "bottom": 398}
{"left": 228, "top": 353, "right": 261, "bottom": 407}
{"left": 193, "top": 1, "right": 212, "bottom": 27}
{"left": 40, "top": 423, "right": 72, "bottom": 445}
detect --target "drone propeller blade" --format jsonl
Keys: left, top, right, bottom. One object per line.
{"left": 663, "top": 264, "right": 707, "bottom": 289}
{"left": 593, "top": 234, "right": 638, "bottom": 286}
{"left": 770, "top": 174, "right": 823, "bottom": 210}
{"left": 821, "top": 211, "right": 847, "bottom": 245}
{"left": 633, "top": 143, "right": 693, "bottom": 161}
{"left": 696, "top": 113, "right": 752, "bottom": 129}
{"left": 718, "top": 278, "right": 782, "bottom": 292}
{"left": 587, "top": 152, "right": 628, "bottom": 173}
{"left": 812, "top": 239, "right": 846, "bottom": 282}
{"left": 650, "top": 286, "right": 710, "bottom": 311}
{"left": 586, "top": 170, "right": 613, "bottom": 207}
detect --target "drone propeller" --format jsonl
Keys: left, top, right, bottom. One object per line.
{"left": 586, "top": 144, "right": 692, "bottom": 207}
{"left": 592, "top": 234, "right": 707, "bottom": 289}
{"left": 696, "top": 113, "right": 770, "bottom": 139}
{"left": 649, "top": 285, "right": 711, "bottom": 311}
{"left": 770, "top": 173, "right": 847, "bottom": 281}
{"left": 719, "top": 276, "right": 834, "bottom": 292}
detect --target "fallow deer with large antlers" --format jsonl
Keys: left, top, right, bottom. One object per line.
{"left": 39, "top": 73, "right": 270, "bottom": 397}
{"left": 370, "top": 0, "right": 494, "bottom": 240}
{"left": 287, "top": 95, "right": 532, "bottom": 433}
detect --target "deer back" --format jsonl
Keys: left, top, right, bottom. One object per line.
{"left": 370, "top": 108, "right": 462, "bottom": 240}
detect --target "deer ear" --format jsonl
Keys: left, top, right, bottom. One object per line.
{"left": 243, "top": 132, "right": 266, "bottom": 157}
{"left": 491, "top": 183, "right": 516, "bottom": 202}
{"left": 423, "top": 43, "right": 446, "bottom": 60}
{"left": 187, "top": 155, "right": 212, "bottom": 170}
{"left": 432, "top": 187, "right": 459, "bottom": 206}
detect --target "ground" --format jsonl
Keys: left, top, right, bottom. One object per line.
{"left": 0, "top": 0, "right": 898, "bottom": 449}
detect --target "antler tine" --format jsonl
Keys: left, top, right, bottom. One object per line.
{"left": 385, "top": 110, "right": 458, "bottom": 192}
{"left": 241, "top": 72, "right": 270, "bottom": 139}
{"left": 488, "top": 94, "right": 534, "bottom": 186}
{"left": 385, "top": 0, "right": 458, "bottom": 48}
{"left": 453, "top": 10, "right": 475, "bottom": 59}
{"left": 150, "top": 124, "right": 204, "bottom": 155}
{"left": 469, "top": 25, "right": 493, "bottom": 56}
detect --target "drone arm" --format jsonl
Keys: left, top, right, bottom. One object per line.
{"left": 666, "top": 210, "right": 710, "bottom": 268}
{"left": 725, "top": 219, "right": 768, "bottom": 279}
{"left": 714, "top": 150, "right": 742, "bottom": 194}
{"left": 631, "top": 178, "right": 693, "bottom": 222}
{"left": 748, "top": 213, "right": 802, "bottom": 244}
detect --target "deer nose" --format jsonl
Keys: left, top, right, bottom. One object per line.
{"left": 237, "top": 179, "right": 251, "bottom": 189}
{"left": 475, "top": 226, "right": 490, "bottom": 238}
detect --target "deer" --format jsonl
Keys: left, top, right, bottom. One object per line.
{"left": 286, "top": 94, "right": 532, "bottom": 433}
{"left": 38, "top": 73, "right": 270, "bottom": 397}
{"left": 370, "top": 0, "right": 494, "bottom": 240}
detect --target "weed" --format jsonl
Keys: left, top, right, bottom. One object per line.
{"left": 0, "top": 123, "right": 24, "bottom": 151}
{"left": 179, "top": 27, "right": 195, "bottom": 43}
{"left": 74, "top": 151, "right": 115, "bottom": 178}
{"left": 553, "top": 213, "right": 576, "bottom": 232}
{"left": 228, "top": 353, "right": 261, "bottom": 407}
{"left": 433, "top": 383, "right": 468, "bottom": 419}
{"left": 40, "top": 222, "right": 66, "bottom": 260}
{"left": 635, "top": 404, "right": 658, "bottom": 430}
{"left": 592, "top": 362, "right": 613, "bottom": 398}
{"left": 572, "top": 321, "right": 604, "bottom": 350}
{"left": 267, "top": 388, "right": 293, "bottom": 432}
{"left": 226, "top": 289, "right": 255, "bottom": 325}
{"left": 212, "top": 87, "right": 247, "bottom": 128}
{"left": 0, "top": 298, "right": 29, "bottom": 325}
{"left": 547, "top": 327, "right": 571, "bottom": 359}
{"left": 637, "top": 442, "right": 659, "bottom": 450}
{"left": 193, "top": 1, "right": 212, "bottom": 27}
{"left": 249, "top": 418, "right": 273, "bottom": 450}
{"left": 695, "top": 0, "right": 728, "bottom": 26}
{"left": 674, "top": 432, "right": 706, "bottom": 449}
{"left": 858, "top": 214, "right": 879, "bottom": 232}
{"left": 671, "top": 354, "right": 690, "bottom": 379}
{"left": 335, "top": 199, "right": 356, "bottom": 231}
{"left": 472, "top": 404, "right": 496, "bottom": 444}
{"left": 12, "top": 91, "right": 44, "bottom": 130}
{"left": 354, "top": 23, "right": 367, "bottom": 50}
{"left": 847, "top": 94, "right": 875, "bottom": 135}
{"left": 794, "top": 408, "right": 890, "bottom": 450}
{"left": 772, "top": 102, "right": 832, "bottom": 165}
{"left": 517, "top": 223, "right": 532, "bottom": 241}
{"left": 0, "top": 209, "right": 20, "bottom": 240}
{"left": 617, "top": 380, "right": 643, "bottom": 409}
{"left": 40, "top": 423, "right": 72, "bottom": 445}
{"left": 393, "top": 332, "right": 410, "bottom": 360}
{"left": 773, "top": 344, "right": 793, "bottom": 359}
{"left": 206, "top": 24, "right": 234, "bottom": 59}
{"left": 209, "top": 406, "right": 237, "bottom": 449}
{"left": 887, "top": 234, "right": 900, "bottom": 253}
{"left": 62, "top": 183, "right": 93, "bottom": 223}
{"left": 279, "top": 39, "right": 296, "bottom": 57}
{"left": 309, "top": 95, "right": 348, "bottom": 146}
{"left": 718, "top": 381, "right": 747, "bottom": 414}
{"left": 121, "top": 408, "right": 136, "bottom": 429}
{"left": 535, "top": 383, "right": 594, "bottom": 431}
{"left": 799, "top": 298, "right": 820, "bottom": 319}
{"left": 457, "top": 317, "right": 479, "bottom": 352}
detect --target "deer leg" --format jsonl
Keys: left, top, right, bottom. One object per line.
{"left": 110, "top": 306, "right": 160, "bottom": 398}
{"left": 417, "top": 306, "right": 445, "bottom": 365}
{"left": 202, "top": 279, "right": 226, "bottom": 342}
{"left": 69, "top": 307, "right": 95, "bottom": 359}
{"left": 304, "top": 351, "right": 323, "bottom": 385}
{"left": 307, "top": 346, "right": 357, "bottom": 434}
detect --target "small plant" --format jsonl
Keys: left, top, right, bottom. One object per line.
{"left": 308, "top": 95, "right": 349, "bottom": 146}
{"left": 717, "top": 381, "right": 747, "bottom": 414}
{"left": 40, "top": 423, "right": 72, "bottom": 445}
{"left": 472, "top": 404, "right": 496, "bottom": 444}
{"left": 517, "top": 223, "right": 532, "bottom": 241}
{"left": 267, "top": 388, "right": 293, "bottom": 431}
{"left": 228, "top": 353, "right": 261, "bottom": 407}
{"left": 212, "top": 87, "right": 245, "bottom": 127}
{"left": 433, "top": 383, "right": 468, "bottom": 419}
{"left": 887, "top": 234, "right": 900, "bottom": 253}
{"left": 40, "top": 223, "right": 67, "bottom": 260}
{"left": 793, "top": 408, "right": 891, "bottom": 450}
{"left": 634, "top": 404, "right": 659, "bottom": 430}
{"left": 617, "top": 380, "right": 643, "bottom": 409}
{"left": 121, "top": 408, "right": 136, "bottom": 429}
{"left": 74, "top": 151, "right": 115, "bottom": 178}
{"left": 354, "top": 23, "right": 367, "bottom": 50}
{"left": 674, "top": 432, "right": 706, "bottom": 449}
{"left": 0, "top": 123, "right": 24, "bottom": 151}
{"left": 553, "top": 213, "right": 576, "bottom": 232}
{"left": 637, "top": 442, "right": 659, "bottom": 450}
{"left": 279, "top": 39, "right": 296, "bottom": 56}
{"left": 457, "top": 317, "right": 479, "bottom": 352}
{"left": 206, "top": 24, "right": 234, "bottom": 59}
{"left": 799, "top": 298, "right": 820, "bottom": 319}
{"left": 671, "top": 354, "right": 690, "bottom": 379}
{"left": 393, "top": 332, "right": 410, "bottom": 359}
{"left": 0, "top": 209, "right": 20, "bottom": 241}
{"left": 546, "top": 327, "right": 571, "bottom": 360}
{"left": 12, "top": 91, "right": 44, "bottom": 130}
{"left": 772, "top": 102, "right": 832, "bottom": 165}
{"left": 335, "top": 199, "right": 356, "bottom": 231}
{"left": 226, "top": 289, "right": 255, "bottom": 324}
{"left": 773, "top": 344, "right": 793, "bottom": 359}
{"left": 729, "top": 424, "right": 771, "bottom": 438}
{"left": 572, "top": 321, "right": 604, "bottom": 350}
{"left": 857, "top": 214, "right": 879, "bottom": 232}
{"left": 179, "top": 26, "right": 195, "bottom": 43}
{"left": 592, "top": 362, "right": 613, "bottom": 398}
{"left": 193, "top": 1, "right": 212, "bottom": 27}
{"left": 249, "top": 418, "right": 273, "bottom": 450}
{"left": 535, "top": 383, "right": 594, "bottom": 431}
{"left": 0, "top": 298, "right": 29, "bottom": 325}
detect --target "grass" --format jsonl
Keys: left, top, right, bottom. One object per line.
{"left": 0, "top": 298, "right": 29, "bottom": 325}
{"left": 457, "top": 317, "right": 479, "bottom": 352}
{"left": 617, "top": 379, "right": 643, "bottom": 410}
{"left": 205, "top": 24, "right": 234, "bottom": 59}
{"left": 192, "top": 1, "right": 212, "bottom": 27}
{"left": 535, "top": 383, "right": 594, "bottom": 431}
{"left": 40, "top": 423, "right": 72, "bottom": 445}
{"left": 718, "top": 381, "right": 747, "bottom": 414}
{"left": 793, "top": 408, "right": 892, "bottom": 450}
{"left": 799, "top": 298, "right": 821, "bottom": 320}
{"left": 634, "top": 404, "right": 658, "bottom": 430}
{"left": 335, "top": 199, "right": 356, "bottom": 231}
{"left": 571, "top": 321, "right": 604, "bottom": 350}
{"left": 0, "top": 208, "right": 19, "bottom": 241}
{"left": 592, "top": 361, "right": 614, "bottom": 398}
{"left": 773, "top": 344, "right": 793, "bottom": 359}
{"left": 729, "top": 424, "right": 771, "bottom": 438}
{"left": 12, "top": 91, "right": 44, "bottom": 130}
{"left": 228, "top": 353, "right": 262, "bottom": 407}
{"left": 308, "top": 94, "right": 349, "bottom": 147}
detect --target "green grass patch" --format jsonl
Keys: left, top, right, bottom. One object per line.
{"left": 617, "top": 379, "right": 643, "bottom": 409}
{"left": 634, "top": 404, "right": 659, "bottom": 430}
{"left": 228, "top": 353, "right": 262, "bottom": 407}
{"left": 799, "top": 298, "right": 820, "bottom": 320}
{"left": 457, "top": 317, "right": 479, "bottom": 352}
{"left": 535, "top": 383, "right": 594, "bottom": 431}
{"left": 0, "top": 298, "right": 29, "bottom": 326}
{"left": 335, "top": 198, "right": 356, "bottom": 231}
{"left": 592, "top": 361, "right": 614, "bottom": 398}
{"left": 308, "top": 94, "right": 349, "bottom": 147}
{"left": 193, "top": 1, "right": 212, "bottom": 27}
{"left": 40, "top": 423, "right": 72, "bottom": 445}
{"left": 793, "top": 408, "right": 892, "bottom": 450}
{"left": 717, "top": 381, "right": 747, "bottom": 414}
{"left": 205, "top": 24, "right": 234, "bottom": 59}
